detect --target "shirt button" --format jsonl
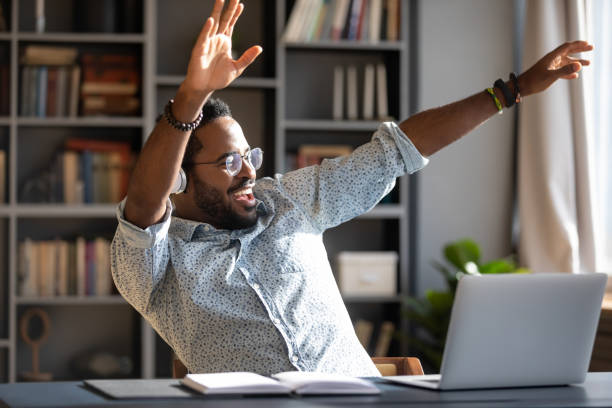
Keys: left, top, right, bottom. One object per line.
{"left": 291, "top": 355, "right": 299, "bottom": 363}
{"left": 273, "top": 318, "right": 280, "bottom": 325}
{"left": 252, "top": 283, "right": 260, "bottom": 290}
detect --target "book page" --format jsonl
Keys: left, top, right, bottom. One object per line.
{"left": 272, "top": 371, "right": 380, "bottom": 395}
{"left": 181, "top": 372, "right": 291, "bottom": 395}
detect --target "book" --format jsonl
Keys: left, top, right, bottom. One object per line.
{"left": 181, "top": 371, "right": 380, "bottom": 395}
{"left": 76, "top": 237, "right": 86, "bottom": 296}
{"left": 331, "top": 0, "right": 351, "bottom": 40}
{"left": 346, "top": 0, "right": 363, "bottom": 40}
{"left": 362, "top": 64, "right": 375, "bottom": 120}
{"left": 68, "top": 65, "right": 81, "bottom": 117}
{"left": 373, "top": 321, "right": 395, "bottom": 357}
{"left": 283, "top": 0, "right": 308, "bottom": 42}
{"left": 333, "top": 65, "right": 344, "bottom": 120}
{"left": 346, "top": 65, "right": 359, "bottom": 120}
{"left": 375, "top": 63, "right": 389, "bottom": 120}
{"left": 346, "top": 65, "right": 358, "bottom": 120}
{"left": 79, "top": 53, "right": 140, "bottom": 116}
{"left": 63, "top": 150, "right": 80, "bottom": 204}
{"left": 21, "top": 45, "right": 78, "bottom": 66}
{"left": 386, "top": 0, "right": 399, "bottom": 41}
{"left": 297, "top": 144, "right": 353, "bottom": 168}
{"left": 354, "top": 319, "right": 374, "bottom": 349}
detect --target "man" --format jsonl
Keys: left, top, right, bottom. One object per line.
{"left": 111, "top": 0, "right": 592, "bottom": 376}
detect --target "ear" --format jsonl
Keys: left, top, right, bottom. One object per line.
{"left": 172, "top": 168, "right": 188, "bottom": 194}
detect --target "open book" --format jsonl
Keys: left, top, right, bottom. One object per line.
{"left": 181, "top": 371, "right": 381, "bottom": 395}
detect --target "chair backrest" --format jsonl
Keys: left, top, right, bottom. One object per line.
{"left": 172, "top": 356, "right": 423, "bottom": 378}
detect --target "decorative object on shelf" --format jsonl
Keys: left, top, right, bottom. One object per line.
{"left": 70, "top": 350, "right": 133, "bottom": 379}
{"left": 401, "top": 239, "right": 530, "bottom": 372}
{"left": 19, "top": 307, "right": 52, "bottom": 381}
{"left": 336, "top": 251, "right": 398, "bottom": 297}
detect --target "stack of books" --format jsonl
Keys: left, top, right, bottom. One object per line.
{"left": 18, "top": 237, "right": 113, "bottom": 298}
{"left": 284, "top": 0, "right": 400, "bottom": 43}
{"left": 80, "top": 53, "right": 140, "bottom": 116}
{"left": 19, "top": 45, "right": 81, "bottom": 117}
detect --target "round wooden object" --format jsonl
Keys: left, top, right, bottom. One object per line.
{"left": 19, "top": 307, "right": 53, "bottom": 381}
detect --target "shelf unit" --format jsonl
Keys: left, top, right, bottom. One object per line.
{"left": 0, "top": 0, "right": 418, "bottom": 382}
{"left": 277, "top": 0, "right": 413, "bottom": 357}
{"left": 0, "top": 0, "right": 150, "bottom": 383}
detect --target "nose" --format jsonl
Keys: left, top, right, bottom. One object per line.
{"left": 237, "top": 155, "right": 256, "bottom": 179}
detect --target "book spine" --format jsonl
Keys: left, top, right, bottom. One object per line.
{"left": 76, "top": 237, "right": 86, "bottom": 296}
{"left": 376, "top": 63, "right": 388, "bottom": 120}
{"left": 36, "top": 66, "right": 48, "bottom": 117}
{"left": 346, "top": 65, "right": 358, "bottom": 120}
{"left": 333, "top": 65, "right": 344, "bottom": 120}
{"left": 362, "top": 64, "right": 375, "bottom": 120}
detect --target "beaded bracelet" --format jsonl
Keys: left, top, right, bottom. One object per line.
{"left": 486, "top": 88, "right": 503, "bottom": 115}
{"left": 494, "top": 78, "right": 515, "bottom": 108}
{"left": 163, "top": 98, "right": 204, "bottom": 132}
{"left": 510, "top": 73, "right": 521, "bottom": 104}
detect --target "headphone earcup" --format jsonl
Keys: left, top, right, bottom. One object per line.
{"left": 172, "top": 168, "right": 187, "bottom": 194}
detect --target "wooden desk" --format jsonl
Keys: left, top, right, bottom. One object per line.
{"left": 590, "top": 294, "right": 612, "bottom": 371}
{"left": 1, "top": 373, "right": 612, "bottom": 408}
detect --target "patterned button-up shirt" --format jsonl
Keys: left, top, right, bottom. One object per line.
{"left": 111, "top": 122, "right": 428, "bottom": 376}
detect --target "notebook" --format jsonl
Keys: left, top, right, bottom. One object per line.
{"left": 181, "top": 371, "right": 381, "bottom": 395}
{"left": 386, "top": 273, "right": 607, "bottom": 390}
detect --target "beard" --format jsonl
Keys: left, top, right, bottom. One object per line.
{"left": 190, "top": 173, "right": 258, "bottom": 230}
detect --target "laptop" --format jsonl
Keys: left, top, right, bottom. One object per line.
{"left": 386, "top": 273, "right": 607, "bottom": 390}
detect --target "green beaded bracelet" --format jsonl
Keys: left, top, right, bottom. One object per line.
{"left": 486, "top": 88, "right": 503, "bottom": 115}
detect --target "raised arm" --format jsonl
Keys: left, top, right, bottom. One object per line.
{"left": 401, "top": 41, "right": 593, "bottom": 157}
{"left": 124, "top": 0, "right": 262, "bottom": 229}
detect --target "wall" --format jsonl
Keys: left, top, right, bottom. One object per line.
{"left": 415, "top": 0, "right": 517, "bottom": 294}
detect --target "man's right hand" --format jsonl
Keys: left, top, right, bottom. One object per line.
{"left": 182, "top": 0, "right": 262, "bottom": 98}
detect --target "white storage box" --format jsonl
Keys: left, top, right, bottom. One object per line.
{"left": 336, "top": 251, "right": 398, "bottom": 297}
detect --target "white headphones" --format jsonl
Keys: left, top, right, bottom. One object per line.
{"left": 172, "top": 168, "right": 187, "bottom": 194}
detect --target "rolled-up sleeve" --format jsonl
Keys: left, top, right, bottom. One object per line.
{"left": 110, "top": 198, "right": 173, "bottom": 313}
{"left": 279, "top": 122, "right": 428, "bottom": 232}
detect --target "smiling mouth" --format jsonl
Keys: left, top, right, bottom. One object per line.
{"left": 230, "top": 184, "right": 256, "bottom": 207}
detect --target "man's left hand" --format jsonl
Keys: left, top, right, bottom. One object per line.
{"left": 519, "top": 40, "right": 593, "bottom": 97}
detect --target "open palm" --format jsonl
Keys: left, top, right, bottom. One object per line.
{"left": 520, "top": 41, "right": 593, "bottom": 96}
{"left": 184, "top": 0, "right": 262, "bottom": 94}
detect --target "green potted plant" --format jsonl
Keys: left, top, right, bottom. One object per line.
{"left": 402, "top": 238, "right": 529, "bottom": 372}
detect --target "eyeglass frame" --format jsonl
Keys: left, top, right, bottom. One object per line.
{"left": 185, "top": 147, "right": 263, "bottom": 177}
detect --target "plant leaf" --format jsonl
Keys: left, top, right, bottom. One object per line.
{"left": 479, "top": 259, "right": 516, "bottom": 274}
{"left": 444, "top": 239, "right": 480, "bottom": 271}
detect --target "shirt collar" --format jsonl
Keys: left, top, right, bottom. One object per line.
{"left": 169, "top": 198, "right": 269, "bottom": 242}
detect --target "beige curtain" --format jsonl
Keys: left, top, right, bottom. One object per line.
{"left": 518, "top": 0, "right": 599, "bottom": 273}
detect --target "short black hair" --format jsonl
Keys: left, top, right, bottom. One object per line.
{"left": 181, "top": 97, "right": 232, "bottom": 172}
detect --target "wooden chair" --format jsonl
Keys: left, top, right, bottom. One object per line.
{"left": 172, "top": 356, "right": 423, "bottom": 378}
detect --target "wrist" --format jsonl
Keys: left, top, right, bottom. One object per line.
{"left": 173, "top": 82, "right": 213, "bottom": 122}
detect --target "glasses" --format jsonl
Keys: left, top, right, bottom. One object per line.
{"left": 189, "top": 147, "right": 263, "bottom": 176}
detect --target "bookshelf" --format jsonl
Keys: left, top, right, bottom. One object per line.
{"left": 0, "top": 0, "right": 149, "bottom": 382}
{"left": 278, "top": 0, "right": 414, "bottom": 357}
{"left": 0, "top": 0, "right": 417, "bottom": 382}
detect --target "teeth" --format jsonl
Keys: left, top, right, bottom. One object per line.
{"left": 232, "top": 187, "right": 253, "bottom": 197}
